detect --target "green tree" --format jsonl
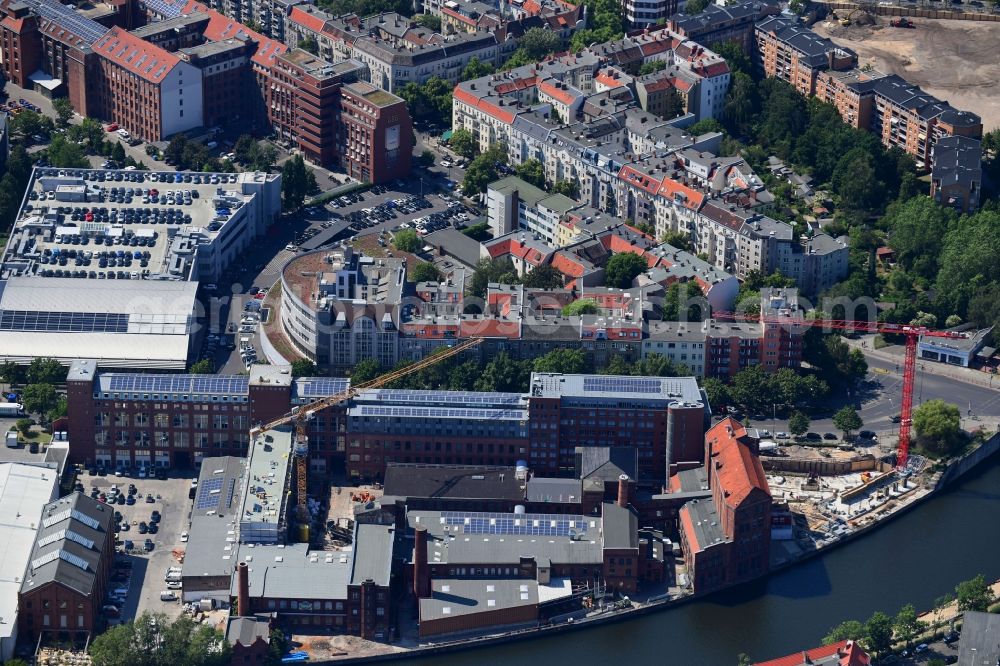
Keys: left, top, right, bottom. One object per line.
{"left": 111, "top": 141, "right": 127, "bottom": 163}
{"left": 351, "top": 358, "right": 382, "bottom": 384}
{"left": 512, "top": 27, "right": 561, "bottom": 62}
{"left": 47, "top": 135, "right": 89, "bottom": 168}
{"left": 737, "top": 655, "right": 752, "bottom": 666}
{"left": 515, "top": 158, "right": 545, "bottom": 188}
{"left": 864, "top": 611, "right": 894, "bottom": 657}
{"left": 48, "top": 393, "right": 68, "bottom": 422}
{"left": 604, "top": 252, "right": 648, "bottom": 288}
{"left": 412, "top": 261, "right": 443, "bottom": 283}
{"left": 281, "top": 154, "right": 313, "bottom": 211}
{"left": 27, "top": 357, "right": 66, "bottom": 385}
{"left": 956, "top": 574, "right": 996, "bottom": 612}
{"left": 713, "top": 40, "right": 752, "bottom": 76}
{"left": 447, "top": 360, "right": 481, "bottom": 390}
{"left": 89, "top": 613, "right": 230, "bottom": 666}
{"left": 833, "top": 147, "right": 884, "bottom": 212}
{"left": 822, "top": 619, "right": 865, "bottom": 645}
{"left": 884, "top": 197, "right": 955, "bottom": 279}
{"left": 562, "top": 298, "right": 598, "bottom": 316}
{"left": 534, "top": 348, "right": 588, "bottom": 374}
{"left": 189, "top": 359, "right": 214, "bottom": 374}
{"left": 15, "top": 417, "right": 33, "bottom": 434}
{"left": 601, "top": 356, "right": 633, "bottom": 376}
{"left": 805, "top": 335, "right": 867, "bottom": 385}
{"left": 415, "top": 12, "right": 441, "bottom": 31}
{"left": 449, "top": 128, "right": 477, "bottom": 159}
{"left": 893, "top": 603, "right": 925, "bottom": 651}
{"left": 417, "top": 149, "right": 435, "bottom": 167}
{"left": 291, "top": 359, "right": 317, "bottom": 377}
{"left": 393, "top": 228, "right": 421, "bottom": 253}
{"left": 474, "top": 352, "right": 529, "bottom": 392}
{"left": 463, "top": 144, "right": 508, "bottom": 196}
{"left": 789, "top": 410, "right": 810, "bottom": 437}
{"left": 53, "top": 97, "right": 74, "bottom": 128}
{"left": 0, "top": 360, "right": 25, "bottom": 384}
{"left": 551, "top": 180, "right": 580, "bottom": 199}
{"left": 461, "top": 56, "right": 493, "bottom": 81}
{"left": 729, "top": 365, "right": 774, "bottom": 415}
{"left": 639, "top": 60, "right": 667, "bottom": 75}
{"left": 832, "top": 406, "right": 862, "bottom": 440}
{"left": 520, "top": 263, "right": 564, "bottom": 289}
{"left": 9, "top": 110, "right": 54, "bottom": 140}
{"left": 20, "top": 383, "right": 58, "bottom": 416}
{"left": 265, "top": 627, "right": 289, "bottom": 666}
{"left": 701, "top": 377, "right": 730, "bottom": 409}
{"left": 685, "top": 118, "right": 724, "bottom": 137}
{"left": 633, "top": 353, "right": 683, "bottom": 377}
{"left": 912, "top": 399, "right": 963, "bottom": 457}
{"left": 662, "top": 282, "right": 706, "bottom": 321}
{"left": 298, "top": 36, "right": 319, "bottom": 54}
{"left": 468, "top": 257, "right": 518, "bottom": 299}
{"left": 462, "top": 222, "right": 490, "bottom": 241}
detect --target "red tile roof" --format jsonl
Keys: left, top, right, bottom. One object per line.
{"left": 657, "top": 177, "right": 704, "bottom": 210}
{"left": 594, "top": 70, "right": 624, "bottom": 89}
{"left": 453, "top": 86, "right": 515, "bottom": 124}
{"left": 679, "top": 504, "right": 700, "bottom": 550}
{"left": 288, "top": 6, "right": 328, "bottom": 33}
{"left": 707, "top": 418, "right": 770, "bottom": 509}
{"left": 537, "top": 79, "right": 578, "bottom": 106}
{"left": 753, "top": 640, "right": 870, "bottom": 666}
{"left": 550, "top": 252, "right": 586, "bottom": 278}
{"left": 94, "top": 27, "right": 181, "bottom": 83}
{"left": 618, "top": 164, "right": 662, "bottom": 197}
{"left": 494, "top": 76, "right": 537, "bottom": 94}
{"left": 182, "top": 0, "right": 288, "bottom": 68}
{"left": 0, "top": 15, "right": 25, "bottom": 32}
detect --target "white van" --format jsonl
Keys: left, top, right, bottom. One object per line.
{"left": 160, "top": 590, "right": 178, "bottom": 601}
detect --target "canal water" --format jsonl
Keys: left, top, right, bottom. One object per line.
{"left": 409, "top": 457, "right": 1000, "bottom": 666}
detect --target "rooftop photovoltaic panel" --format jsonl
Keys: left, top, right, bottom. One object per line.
{"left": 196, "top": 477, "right": 224, "bottom": 510}
{"left": 143, "top": 0, "right": 185, "bottom": 18}
{"left": 21, "top": 0, "right": 108, "bottom": 44}
{"left": 371, "top": 389, "right": 524, "bottom": 406}
{"left": 359, "top": 405, "right": 527, "bottom": 420}
{"left": 0, "top": 310, "right": 130, "bottom": 333}
{"left": 296, "top": 378, "right": 350, "bottom": 398}
{"left": 105, "top": 374, "right": 249, "bottom": 395}
{"left": 440, "top": 511, "right": 589, "bottom": 537}
{"left": 582, "top": 376, "right": 662, "bottom": 394}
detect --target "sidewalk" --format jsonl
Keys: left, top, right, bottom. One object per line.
{"left": 916, "top": 578, "right": 1000, "bottom": 630}
{"left": 847, "top": 335, "right": 999, "bottom": 389}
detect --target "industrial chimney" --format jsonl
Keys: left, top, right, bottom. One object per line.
{"left": 237, "top": 562, "right": 250, "bottom": 616}
{"left": 618, "top": 474, "right": 630, "bottom": 508}
{"left": 413, "top": 525, "right": 430, "bottom": 599}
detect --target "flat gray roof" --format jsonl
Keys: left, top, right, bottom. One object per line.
{"left": 350, "top": 523, "right": 394, "bottom": 586}
{"left": 409, "top": 509, "right": 603, "bottom": 566}
{"left": 235, "top": 543, "right": 353, "bottom": 601}
{"left": 529, "top": 372, "right": 703, "bottom": 403}
{"left": 383, "top": 463, "right": 526, "bottom": 501}
{"left": 419, "top": 578, "right": 539, "bottom": 623}
{"left": 239, "top": 428, "right": 292, "bottom": 535}
{"left": 183, "top": 456, "right": 245, "bottom": 579}
{"left": 958, "top": 611, "right": 1000, "bottom": 666}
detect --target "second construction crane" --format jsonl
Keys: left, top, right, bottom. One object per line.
{"left": 251, "top": 337, "right": 484, "bottom": 541}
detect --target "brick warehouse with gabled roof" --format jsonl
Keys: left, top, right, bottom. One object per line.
{"left": 678, "top": 417, "right": 771, "bottom": 593}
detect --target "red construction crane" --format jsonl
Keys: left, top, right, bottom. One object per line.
{"left": 721, "top": 314, "right": 969, "bottom": 470}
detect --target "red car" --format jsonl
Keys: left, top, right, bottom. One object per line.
{"left": 106, "top": 123, "right": 119, "bottom": 132}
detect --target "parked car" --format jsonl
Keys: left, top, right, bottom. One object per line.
{"left": 144, "top": 538, "right": 154, "bottom": 552}
{"left": 823, "top": 433, "right": 838, "bottom": 440}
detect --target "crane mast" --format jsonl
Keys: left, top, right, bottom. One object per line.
{"left": 252, "top": 338, "right": 485, "bottom": 542}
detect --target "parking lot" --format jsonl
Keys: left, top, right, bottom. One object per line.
{"left": 81, "top": 472, "right": 194, "bottom": 624}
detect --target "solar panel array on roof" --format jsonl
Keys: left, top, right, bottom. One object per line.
{"left": 143, "top": 0, "right": 185, "bottom": 18}
{"left": 359, "top": 405, "right": 527, "bottom": 420}
{"left": 106, "top": 374, "right": 249, "bottom": 395}
{"left": 441, "top": 511, "right": 589, "bottom": 537}
{"left": 0, "top": 310, "right": 129, "bottom": 333}
{"left": 21, "top": 0, "right": 107, "bottom": 44}
{"left": 296, "top": 378, "right": 350, "bottom": 398}
{"left": 582, "top": 376, "right": 662, "bottom": 394}
{"left": 196, "top": 477, "right": 224, "bottom": 509}
{"left": 371, "top": 389, "right": 524, "bottom": 406}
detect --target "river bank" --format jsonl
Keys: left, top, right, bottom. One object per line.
{"left": 318, "top": 434, "right": 1000, "bottom": 665}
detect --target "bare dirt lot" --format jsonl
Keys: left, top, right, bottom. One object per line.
{"left": 813, "top": 17, "right": 1000, "bottom": 130}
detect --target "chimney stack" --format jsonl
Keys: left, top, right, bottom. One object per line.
{"left": 237, "top": 562, "right": 250, "bottom": 616}
{"left": 617, "top": 474, "right": 630, "bottom": 508}
{"left": 413, "top": 525, "right": 430, "bottom": 598}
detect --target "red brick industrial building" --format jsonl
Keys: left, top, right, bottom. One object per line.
{"left": 18, "top": 494, "right": 115, "bottom": 642}
{"left": 679, "top": 418, "right": 771, "bottom": 593}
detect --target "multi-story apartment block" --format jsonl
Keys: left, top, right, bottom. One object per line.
{"left": 668, "top": 0, "right": 774, "bottom": 51}
{"left": 754, "top": 16, "right": 982, "bottom": 170}
{"left": 931, "top": 135, "right": 982, "bottom": 214}
{"left": 283, "top": 8, "right": 582, "bottom": 93}
{"left": 487, "top": 176, "right": 580, "bottom": 242}
{"left": 336, "top": 80, "right": 413, "bottom": 184}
